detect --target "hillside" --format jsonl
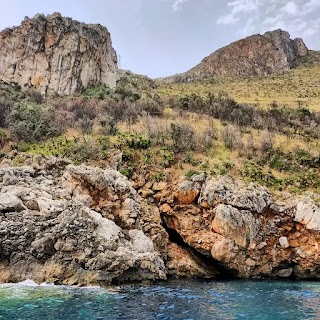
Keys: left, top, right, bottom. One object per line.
{"left": 157, "top": 62, "right": 320, "bottom": 110}
{"left": 1, "top": 13, "right": 320, "bottom": 285}
{"left": 163, "top": 29, "right": 315, "bottom": 83}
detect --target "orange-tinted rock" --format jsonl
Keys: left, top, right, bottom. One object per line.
{"left": 166, "top": 243, "right": 218, "bottom": 278}
{"left": 175, "top": 190, "right": 199, "bottom": 205}
{"left": 160, "top": 203, "right": 172, "bottom": 213}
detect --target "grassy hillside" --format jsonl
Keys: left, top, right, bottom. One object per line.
{"left": 156, "top": 63, "right": 320, "bottom": 110}
{"left": 0, "top": 67, "right": 319, "bottom": 198}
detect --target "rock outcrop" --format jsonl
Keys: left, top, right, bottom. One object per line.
{"left": 168, "top": 29, "right": 309, "bottom": 82}
{"left": 158, "top": 175, "right": 320, "bottom": 279}
{"left": 0, "top": 156, "right": 165, "bottom": 286}
{"left": 0, "top": 13, "right": 118, "bottom": 95}
{"left": 2, "top": 154, "right": 320, "bottom": 284}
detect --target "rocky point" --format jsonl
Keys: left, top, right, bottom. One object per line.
{"left": 1, "top": 154, "right": 320, "bottom": 285}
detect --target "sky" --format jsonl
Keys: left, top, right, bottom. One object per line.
{"left": 0, "top": 0, "right": 319, "bottom": 78}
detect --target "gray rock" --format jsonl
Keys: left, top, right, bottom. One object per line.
{"left": 0, "top": 193, "right": 26, "bottom": 213}
{"left": 279, "top": 237, "right": 289, "bottom": 249}
{"left": 295, "top": 198, "right": 320, "bottom": 230}
{"left": 0, "top": 13, "right": 118, "bottom": 95}
{"left": 0, "top": 157, "right": 166, "bottom": 286}
{"left": 199, "top": 177, "right": 272, "bottom": 213}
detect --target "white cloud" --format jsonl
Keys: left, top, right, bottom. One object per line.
{"left": 217, "top": 0, "right": 320, "bottom": 41}
{"left": 172, "top": 0, "right": 188, "bottom": 12}
{"left": 305, "top": 0, "right": 320, "bottom": 14}
{"left": 217, "top": 0, "right": 260, "bottom": 25}
{"left": 280, "top": 1, "right": 298, "bottom": 16}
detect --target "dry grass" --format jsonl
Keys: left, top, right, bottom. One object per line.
{"left": 156, "top": 64, "right": 320, "bottom": 110}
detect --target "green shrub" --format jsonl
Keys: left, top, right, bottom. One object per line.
{"left": 152, "top": 172, "right": 165, "bottom": 182}
{"left": 19, "top": 136, "right": 99, "bottom": 164}
{"left": 242, "top": 161, "right": 284, "bottom": 189}
{"left": 118, "top": 133, "right": 151, "bottom": 150}
{"left": 161, "top": 150, "right": 175, "bottom": 167}
{"left": 170, "top": 123, "right": 195, "bottom": 152}
{"left": 185, "top": 170, "right": 201, "bottom": 180}
{"left": 10, "top": 102, "right": 59, "bottom": 142}
{"left": 83, "top": 85, "right": 112, "bottom": 100}
{"left": 211, "top": 161, "right": 234, "bottom": 175}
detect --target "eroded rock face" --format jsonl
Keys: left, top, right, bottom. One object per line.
{"left": 0, "top": 156, "right": 165, "bottom": 286}
{"left": 169, "top": 29, "right": 309, "bottom": 82}
{"left": 0, "top": 13, "right": 118, "bottom": 95}
{"left": 160, "top": 174, "right": 320, "bottom": 279}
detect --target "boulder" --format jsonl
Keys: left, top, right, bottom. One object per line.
{"left": 212, "top": 204, "right": 260, "bottom": 248}
{"left": 295, "top": 199, "right": 320, "bottom": 231}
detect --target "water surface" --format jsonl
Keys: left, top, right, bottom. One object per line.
{"left": 0, "top": 279, "right": 320, "bottom": 319}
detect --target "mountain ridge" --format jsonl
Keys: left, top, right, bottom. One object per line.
{"left": 162, "top": 29, "right": 314, "bottom": 83}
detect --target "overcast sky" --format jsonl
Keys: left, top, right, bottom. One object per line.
{"left": 1, "top": 0, "right": 319, "bottom": 78}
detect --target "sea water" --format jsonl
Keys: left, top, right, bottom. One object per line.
{"left": 0, "top": 279, "right": 319, "bottom": 319}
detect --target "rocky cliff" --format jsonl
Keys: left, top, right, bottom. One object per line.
{"left": 168, "top": 30, "right": 309, "bottom": 82}
{"left": 158, "top": 175, "right": 320, "bottom": 279}
{"left": 1, "top": 154, "right": 320, "bottom": 285}
{"left": 0, "top": 13, "right": 118, "bottom": 95}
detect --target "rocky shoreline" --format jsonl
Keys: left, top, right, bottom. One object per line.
{"left": 1, "top": 154, "right": 320, "bottom": 286}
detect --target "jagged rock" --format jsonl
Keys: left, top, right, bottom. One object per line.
{"left": 0, "top": 13, "right": 118, "bottom": 95}
{"left": 211, "top": 235, "right": 238, "bottom": 263}
{"left": 199, "top": 177, "right": 272, "bottom": 213}
{"left": 166, "top": 243, "right": 218, "bottom": 278}
{"left": 212, "top": 204, "right": 260, "bottom": 248}
{"left": 295, "top": 198, "right": 320, "bottom": 230}
{"left": 162, "top": 175, "right": 320, "bottom": 279}
{"left": 279, "top": 237, "right": 290, "bottom": 249}
{"left": 167, "top": 29, "right": 309, "bottom": 82}
{"left": 0, "top": 155, "right": 166, "bottom": 286}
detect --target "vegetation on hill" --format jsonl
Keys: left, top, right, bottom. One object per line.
{"left": 1, "top": 67, "right": 319, "bottom": 196}
{"left": 156, "top": 64, "right": 320, "bottom": 111}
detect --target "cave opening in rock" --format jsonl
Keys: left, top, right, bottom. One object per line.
{"left": 163, "top": 220, "right": 237, "bottom": 279}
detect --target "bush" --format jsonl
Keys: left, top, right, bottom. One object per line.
{"left": 100, "top": 116, "right": 118, "bottom": 135}
{"left": 10, "top": 102, "right": 60, "bottom": 142}
{"left": 197, "top": 126, "right": 217, "bottom": 151}
{"left": 170, "top": 123, "right": 195, "bottom": 152}
{"left": 185, "top": 170, "right": 201, "bottom": 180}
{"left": 20, "top": 136, "right": 99, "bottom": 164}
{"left": 0, "top": 96, "right": 13, "bottom": 128}
{"left": 118, "top": 133, "right": 151, "bottom": 150}
{"left": 0, "top": 130, "right": 7, "bottom": 148}
{"left": 259, "top": 130, "right": 273, "bottom": 153}
{"left": 221, "top": 125, "right": 242, "bottom": 150}
{"left": 242, "top": 161, "right": 283, "bottom": 189}
{"left": 83, "top": 85, "right": 112, "bottom": 100}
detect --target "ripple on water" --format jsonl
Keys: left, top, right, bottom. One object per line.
{"left": 0, "top": 280, "right": 320, "bottom": 319}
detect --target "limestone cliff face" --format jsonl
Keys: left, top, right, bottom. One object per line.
{"left": 2, "top": 154, "right": 320, "bottom": 284}
{"left": 170, "top": 29, "right": 309, "bottom": 82}
{"left": 0, "top": 13, "right": 118, "bottom": 95}
{"left": 159, "top": 175, "right": 320, "bottom": 279}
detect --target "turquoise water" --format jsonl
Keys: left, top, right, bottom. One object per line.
{"left": 0, "top": 280, "right": 320, "bottom": 319}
